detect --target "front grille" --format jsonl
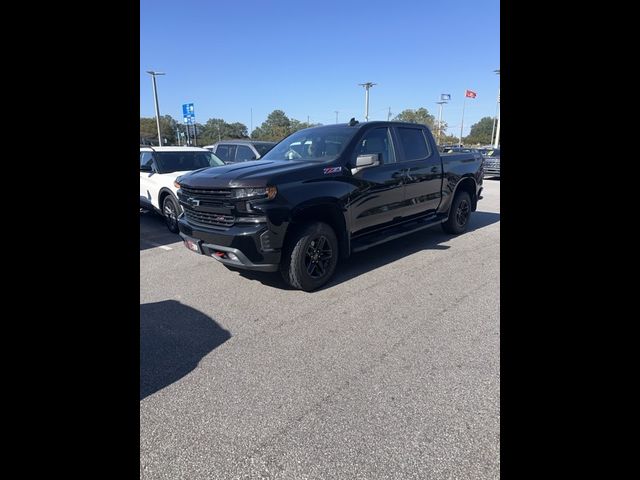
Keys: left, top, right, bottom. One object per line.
{"left": 184, "top": 208, "right": 235, "bottom": 228}
{"left": 180, "top": 186, "right": 232, "bottom": 199}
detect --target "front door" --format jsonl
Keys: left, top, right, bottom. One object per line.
{"left": 349, "top": 127, "right": 405, "bottom": 237}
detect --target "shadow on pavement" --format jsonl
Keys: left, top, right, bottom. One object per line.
{"left": 140, "top": 300, "right": 231, "bottom": 400}
{"left": 140, "top": 209, "right": 182, "bottom": 251}
{"left": 234, "top": 211, "right": 500, "bottom": 291}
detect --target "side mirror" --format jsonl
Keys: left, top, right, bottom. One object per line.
{"left": 352, "top": 153, "right": 380, "bottom": 174}
{"left": 140, "top": 165, "right": 152, "bottom": 172}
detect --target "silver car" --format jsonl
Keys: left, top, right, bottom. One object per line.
{"left": 480, "top": 148, "right": 500, "bottom": 177}
{"left": 203, "top": 140, "right": 277, "bottom": 164}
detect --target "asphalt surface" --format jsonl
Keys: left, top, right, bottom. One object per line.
{"left": 140, "top": 179, "right": 500, "bottom": 479}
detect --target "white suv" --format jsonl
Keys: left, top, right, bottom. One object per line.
{"left": 140, "top": 146, "right": 225, "bottom": 232}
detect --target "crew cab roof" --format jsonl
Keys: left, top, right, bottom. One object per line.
{"left": 295, "top": 121, "right": 431, "bottom": 133}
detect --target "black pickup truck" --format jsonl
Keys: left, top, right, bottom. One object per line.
{"left": 176, "top": 120, "right": 484, "bottom": 291}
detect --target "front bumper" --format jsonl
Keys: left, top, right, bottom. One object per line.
{"left": 178, "top": 217, "right": 281, "bottom": 272}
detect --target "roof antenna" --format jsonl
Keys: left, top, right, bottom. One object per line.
{"left": 348, "top": 117, "right": 359, "bottom": 126}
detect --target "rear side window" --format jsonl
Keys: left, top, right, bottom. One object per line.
{"left": 235, "top": 145, "right": 255, "bottom": 162}
{"left": 397, "top": 128, "right": 430, "bottom": 161}
{"left": 215, "top": 144, "right": 234, "bottom": 162}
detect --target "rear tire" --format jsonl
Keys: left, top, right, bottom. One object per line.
{"left": 162, "top": 195, "right": 180, "bottom": 233}
{"left": 442, "top": 190, "right": 472, "bottom": 234}
{"left": 280, "top": 222, "right": 339, "bottom": 292}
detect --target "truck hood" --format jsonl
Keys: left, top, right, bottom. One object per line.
{"left": 177, "top": 159, "right": 317, "bottom": 188}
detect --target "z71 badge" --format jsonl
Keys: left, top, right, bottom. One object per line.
{"left": 323, "top": 167, "right": 342, "bottom": 174}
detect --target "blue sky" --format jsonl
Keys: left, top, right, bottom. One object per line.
{"left": 140, "top": 0, "right": 499, "bottom": 137}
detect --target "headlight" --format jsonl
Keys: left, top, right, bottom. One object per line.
{"left": 231, "top": 186, "right": 277, "bottom": 200}
{"left": 174, "top": 180, "right": 181, "bottom": 189}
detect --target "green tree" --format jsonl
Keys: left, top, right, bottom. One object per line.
{"left": 463, "top": 117, "right": 495, "bottom": 145}
{"left": 289, "top": 119, "right": 321, "bottom": 133}
{"left": 140, "top": 115, "right": 177, "bottom": 145}
{"left": 250, "top": 126, "right": 265, "bottom": 140}
{"left": 199, "top": 118, "right": 224, "bottom": 145}
{"left": 251, "top": 110, "right": 291, "bottom": 141}
{"left": 251, "top": 110, "right": 322, "bottom": 141}
{"left": 227, "top": 122, "right": 248, "bottom": 138}
{"left": 198, "top": 118, "right": 249, "bottom": 144}
{"left": 439, "top": 134, "right": 459, "bottom": 145}
{"left": 393, "top": 108, "right": 436, "bottom": 129}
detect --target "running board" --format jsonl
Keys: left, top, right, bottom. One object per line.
{"left": 351, "top": 214, "right": 447, "bottom": 253}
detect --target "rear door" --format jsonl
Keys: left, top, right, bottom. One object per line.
{"left": 349, "top": 126, "right": 406, "bottom": 236}
{"left": 394, "top": 126, "right": 443, "bottom": 217}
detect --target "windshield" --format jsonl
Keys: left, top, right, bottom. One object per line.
{"left": 261, "top": 127, "right": 357, "bottom": 161}
{"left": 254, "top": 143, "right": 276, "bottom": 156}
{"left": 154, "top": 151, "right": 224, "bottom": 174}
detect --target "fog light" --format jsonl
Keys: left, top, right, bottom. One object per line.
{"left": 227, "top": 252, "right": 239, "bottom": 261}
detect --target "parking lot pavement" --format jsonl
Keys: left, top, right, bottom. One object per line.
{"left": 140, "top": 179, "right": 500, "bottom": 479}
{"left": 140, "top": 209, "right": 182, "bottom": 251}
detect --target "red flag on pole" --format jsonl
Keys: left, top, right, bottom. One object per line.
{"left": 465, "top": 90, "right": 477, "bottom": 98}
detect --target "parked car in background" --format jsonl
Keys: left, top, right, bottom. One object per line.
{"left": 479, "top": 148, "right": 500, "bottom": 177}
{"left": 203, "top": 140, "right": 277, "bottom": 164}
{"left": 140, "top": 146, "right": 225, "bottom": 232}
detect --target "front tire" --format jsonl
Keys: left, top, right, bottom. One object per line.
{"left": 281, "top": 222, "right": 339, "bottom": 292}
{"left": 162, "top": 195, "right": 180, "bottom": 233}
{"left": 442, "top": 190, "right": 472, "bottom": 234}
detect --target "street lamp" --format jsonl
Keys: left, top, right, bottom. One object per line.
{"left": 358, "top": 82, "right": 377, "bottom": 121}
{"left": 146, "top": 70, "right": 165, "bottom": 146}
{"left": 493, "top": 69, "right": 500, "bottom": 148}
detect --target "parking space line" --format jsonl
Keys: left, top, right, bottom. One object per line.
{"left": 141, "top": 240, "right": 173, "bottom": 251}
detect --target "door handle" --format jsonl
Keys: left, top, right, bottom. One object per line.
{"left": 392, "top": 168, "right": 409, "bottom": 179}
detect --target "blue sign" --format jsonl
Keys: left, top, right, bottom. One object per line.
{"left": 182, "top": 103, "right": 195, "bottom": 123}
{"left": 441, "top": 94, "right": 451, "bottom": 101}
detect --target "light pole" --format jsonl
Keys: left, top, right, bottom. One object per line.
{"left": 335, "top": 110, "right": 339, "bottom": 124}
{"left": 358, "top": 82, "right": 377, "bottom": 121}
{"left": 459, "top": 99, "right": 466, "bottom": 147}
{"left": 490, "top": 101, "right": 498, "bottom": 146}
{"left": 436, "top": 101, "right": 448, "bottom": 144}
{"left": 493, "top": 69, "right": 500, "bottom": 148}
{"left": 146, "top": 71, "right": 165, "bottom": 146}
